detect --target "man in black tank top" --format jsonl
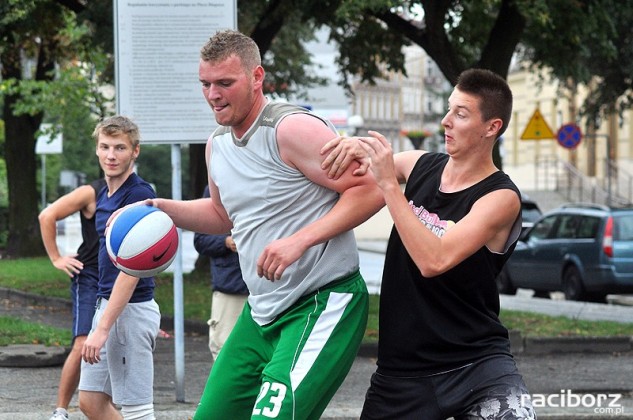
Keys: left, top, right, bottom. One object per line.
{"left": 322, "top": 69, "right": 536, "bottom": 419}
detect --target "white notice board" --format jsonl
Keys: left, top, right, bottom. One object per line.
{"left": 114, "top": 0, "right": 237, "bottom": 144}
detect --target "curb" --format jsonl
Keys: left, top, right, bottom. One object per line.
{"left": 2, "top": 287, "right": 632, "bottom": 360}
{"left": 508, "top": 330, "right": 633, "bottom": 354}
{"left": 0, "top": 287, "right": 71, "bottom": 310}
{"left": 520, "top": 334, "right": 633, "bottom": 354}
{"left": 0, "top": 344, "right": 69, "bottom": 367}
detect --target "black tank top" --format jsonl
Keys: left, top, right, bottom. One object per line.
{"left": 75, "top": 178, "right": 106, "bottom": 268}
{"left": 376, "top": 153, "right": 521, "bottom": 376}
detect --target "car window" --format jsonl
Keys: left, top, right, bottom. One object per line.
{"left": 614, "top": 215, "right": 633, "bottom": 241}
{"left": 529, "top": 215, "right": 557, "bottom": 240}
{"left": 555, "top": 215, "right": 581, "bottom": 239}
{"left": 576, "top": 216, "right": 600, "bottom": 239}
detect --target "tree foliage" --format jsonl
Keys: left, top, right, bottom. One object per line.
{"left": 314, "top": 0, "right": 631, "bottom": 164}
{"left": 1, "top": 0, "right": 66, "bottom": 256}
{"left": 333, "top": 0, "right": 632, "bottom": 124}
{"left": 0, "top": 0, "right": 333, "bottom": 256}
{"left": 237, "top": 0, "right": 330, "bottom": 98}
{"left": 0, "top": 0, "right": 115, "bottom": 256}
{"left": 520, "top": 0, "right": 633, "bottom": 123}
{"left": 2, "top": 0, "right": 633, "bottom": 257}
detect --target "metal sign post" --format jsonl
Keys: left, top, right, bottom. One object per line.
{"left": 35, "top": 124, "right": 63, "bottom": 209}
{"left": 113, "top": 0, "right": 237, "bottom": 401}
{"left": 171, "top": 144, "right": 185, "bottom": 400}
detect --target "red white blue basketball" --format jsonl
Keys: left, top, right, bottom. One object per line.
{"left": 106, "top": 205, "right": 178, "bottom": 277}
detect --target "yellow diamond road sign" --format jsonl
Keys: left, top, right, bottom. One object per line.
{"left": 521, "top": 108, "right": 555, "bottom": 140}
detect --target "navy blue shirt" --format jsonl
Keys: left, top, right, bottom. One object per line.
{"left": 193, "top": 186, "right": 248, "bottom": 295}
{"left": 96, "top": 173, "right": 157, "bottom": 302}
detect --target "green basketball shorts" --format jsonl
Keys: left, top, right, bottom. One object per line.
{"left": 193, "top": 270, "right": 369, "bottom": 419}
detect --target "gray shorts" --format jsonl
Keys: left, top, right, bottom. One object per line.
{"left": 78, "top": 298, "right": 161, "bottom": 406}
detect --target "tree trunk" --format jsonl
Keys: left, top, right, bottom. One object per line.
{"left": 586, "top": 119, "right": 597, "bottom": 177}
{"left": 3, "top": 96, "right": 45, "bottom": 257}
{"left": 1, "top": 39, "right": 53, "bottom": 257}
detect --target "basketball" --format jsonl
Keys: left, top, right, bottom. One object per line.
{"left": 106, "top": 205, "right": 179, "bottom": 277}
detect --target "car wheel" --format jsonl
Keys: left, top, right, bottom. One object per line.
{"left": 496, "top": 267, "right": 517, "bottom": 295}
{"left": 563, "top": 266, "right": 586, "bottom": 301}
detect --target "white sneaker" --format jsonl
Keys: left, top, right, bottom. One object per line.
{"left": 49, "top": 408, "right": 69, "bottom": 420}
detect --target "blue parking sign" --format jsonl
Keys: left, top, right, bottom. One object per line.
{"left": 557, "top": 123, "right": 582, "bottom": 149}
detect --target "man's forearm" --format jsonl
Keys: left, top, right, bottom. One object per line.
{"left": 154, "top": 197, "right": 232, "bottom": 235}
{"left": 95, "top": 273, "right": 138, "bottom": 335}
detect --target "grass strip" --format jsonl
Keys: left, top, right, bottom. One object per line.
{"left": 2, "top": 257, "right": 633, "bottom": 345}
{"left": 0, "top": 316, "right": 72, "bottom": 347}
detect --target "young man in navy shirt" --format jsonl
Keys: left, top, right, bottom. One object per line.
{"left": 78, "top": 116, "right": 160, "bottom": 420}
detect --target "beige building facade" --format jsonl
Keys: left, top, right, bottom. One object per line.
{"left": 503, "top": 66, "right": 633, "bottom": 204}
{"left": 349, "top": 45, "right": 451, "bottom": 154}
{"left": 319, "top": 31, "right": 633, "bottom": 205}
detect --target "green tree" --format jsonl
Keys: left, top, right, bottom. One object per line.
{"left": 1, "top": 0, "right": 327, "bottom": 256}
{"left": 214, "top": 0, "right": 528, "bottom": 169}
{"left": 1, "top": 0, "right": 113, "bottom": 257}
{"left": 301, "top": 0, "right": 631, "bottom": 168}
{"left": 1, "top": 1, "right": 64, "bottom": 257}
{"left": 3, "top": 0, "right": 633, "bottom": 257}
{"left": 204, "top": 0, "right": 633, "bottom": 189}
{"left": 521, "top": 0, "right": 633, "bottom": 122}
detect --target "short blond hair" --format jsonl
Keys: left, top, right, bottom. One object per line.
{"left": 200, "top": 29, "right": 261, "bottom": 72}
{"left": 92, "top": 115, "right": 140, "bottom": 147}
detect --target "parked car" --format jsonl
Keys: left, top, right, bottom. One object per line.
{"left": 520, "top": 194, "right": 542, "bottom": 234}
{"left": 497, "top": 203, "right": 633, "bottom": 302}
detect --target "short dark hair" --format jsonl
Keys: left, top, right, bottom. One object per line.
{"left": 456, "top": 69, "right": 513, "bottom": 138}
{"left": 200, "top": 29, "right": 261, "bottom": 72}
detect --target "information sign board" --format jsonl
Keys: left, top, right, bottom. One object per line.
{"left": 115, "top": 1, "right": 237, "bottom": 144}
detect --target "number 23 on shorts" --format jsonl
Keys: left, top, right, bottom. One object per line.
{"left": 253, "top": 381, "right": 288, "bottom": 418}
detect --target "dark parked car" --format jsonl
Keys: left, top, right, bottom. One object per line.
{"left": 520, "top": 195, "right": 542, "bottom": 234}
{"left": 497, "top": 203, "right": 633, "bottom": 302}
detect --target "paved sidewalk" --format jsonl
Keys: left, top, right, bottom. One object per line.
{"left": 2, "top": 330, "right": 633, "bottom": 419}
{"left": 3, "top": 287, "right": 633, "bottom": 419}
{"left": 500, "top": 293, "right": 633, "bottom": 324}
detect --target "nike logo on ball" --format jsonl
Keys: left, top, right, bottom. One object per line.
{"left": 153, "top": 246, "right": 171, "bottom": 262}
